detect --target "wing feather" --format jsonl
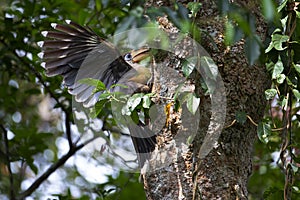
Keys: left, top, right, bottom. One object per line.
{"left": 40, "top": 21, "right": 133, "bottom": 107}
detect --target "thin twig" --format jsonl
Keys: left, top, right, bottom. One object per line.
{"left": 64, "top": 111, "right": 73, "bottom": 149}
{"left": 1, "top": 124, "right": 15, "bottom": 200}
{"left": 224, "top": 114, "right": 289, "bottom": 132}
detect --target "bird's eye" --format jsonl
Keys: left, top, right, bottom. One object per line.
{"left": 124, "top": 53, "right": 132, "bottom": 61}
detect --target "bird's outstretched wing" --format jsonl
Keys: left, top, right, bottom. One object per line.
{"left": 39, "top": 20, "right": 133, "bottom": 107}
{"left": 39, "top": 21, "right": 156, "bottom": 168}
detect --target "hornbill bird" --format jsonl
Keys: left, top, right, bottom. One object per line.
{"left": 39, "top": 20, "right": 156, "bottom": 167}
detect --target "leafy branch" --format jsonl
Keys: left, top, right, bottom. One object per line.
{"left": 263, "top": 0, "right": 300, "bottom": 199}
{"left": 0, "top": 26, "right": 77, "bottom": 198}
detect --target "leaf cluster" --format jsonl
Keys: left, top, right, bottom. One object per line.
{"left": 249, "top": 0, "right": 300, "bottom": 198}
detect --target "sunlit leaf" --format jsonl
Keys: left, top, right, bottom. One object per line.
{"left": 277, "top": 0, "right": 288, "bottom": 12}
{"left": 186, "top": 93, "right": 200, "bottom": 115}
{"left": 98, "top": 92, "right": 111, "bottom": 101}
{"left": 257, "top": 122, "right": 271, "bottom": 144}
{"left": 182, "top": 60, "right": 195, "bottom": 77}
{"left": 293, "top": 63, "right": 300, "bottom": 74}
{"left": 272, "top": 57, "right": 284, "bottom": 79}
{"left": 142, "top": 94, "right": 151, "bottom": 108}
{"left": 265, "top": 89, "right": 277, "bottom": 100}
{"left": 78, "top": 78, "right": 106, "bottom": 91}
{"left": 265, "top": 29, "right": 289, "bottom": 53}
{"left": 273, "top": 34, "right": 289, "bottom": 51}
{"left": 292, "top": 89, "right": 300, "bottom": 100}
{"left": 122, "top": 93, "right": 143, "bottom": 115}
{"left": 200, "top": 56, "right": 218, "bottom": 81}
{"left": 187, "top": 2, "right": 202, "bottom": 17}
{"left": 296, "top": 11, "right": 300, "bottom": 19}
{"left": 276, "top": 74, "right": 285, "bottom": 84}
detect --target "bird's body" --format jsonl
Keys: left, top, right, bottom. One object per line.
{"left": 39, "top": 20, "right": 156, "bottom": 167}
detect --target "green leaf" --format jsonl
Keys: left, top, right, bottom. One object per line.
{"left": 130, "top": 110, "right": 139, "bottom": 124}
{"left": 186, "top": 93, "right": 200, "bottom": 115}
{"left": 121, "top": 104, "right": 131, "bottom": 116}
{"left": 265, "top": 29, "right": 289, "bottom": 53}
{"left": 296, "top": 11, "right": 300, "bottom": 19}
{"left": 225, "top": 20, "right": 235, "bottom": 46}
{"left": 280, "top": 15, "right": 288, "bottom": 30}
{"left": 262, "top": 0, "right": 276, "bottom": 21}
{"left": 229, "top": 12, "right": 253, "bottom": 36}
{"left": 90, "top": 99, "right": 108, "bottom": 118}
{"left": 245, "top": 36, "right": 260, "bottom": 65}
{"left": 187, "top": 2, "right": 202, "bottom": 17}
{"left": 265, "top": 89, "right": 277, "bottom": 100}
{"left": 272, "top": 57, "right": 284, "bottom": 79}
{"left": 129, "top": 93, "right": 143, "bottom": 111}
{"left": 95, "top": 0, "right": 102, "bottom": 11}
{"left": 110, "top": 83, "right": 129, "bottom": 89}
{"left": 277, "top": 0, "right": 288, "bottom": 12}
{"left": 200, "top": 56, "right": 218, "bottom": 81}
{"left": 142, "top": 95, "right": 151, "bottom": 109}
{"left": 257, "top": 122, "right": 271, "bottom": 143}
{"left": 292, "top": 89, "right": 300, "bottom": 99}
{"left": 265, "top": 42, "right": 274, "bottom": 53}
{"left": 273, "top": 34, "right": 289, "bottom": 50}
{"left": 276, "top": 74, "right": 285, "bottom": 84}
{"left": 293, "top": 63, "right": 300, "bottom": 74}
{"left": 266, "top": 61, "right": 275, "bottom": 72}
{"left": 78, "top": 78, "right": 106, "bottom": 91}
{"left": 27, "top": 157, "right": 38, "bottom": 174}
{"left": 182, "top": 59, "right": 195, "bottom": 77}
{"left": 122, "top": 93, "right": 143, "bottom": 115}
{"left": 98, "top": 93, "right": 111, "bottom": 101}
{"left": 235, "top": 111, "right": 247, "bottom": 124}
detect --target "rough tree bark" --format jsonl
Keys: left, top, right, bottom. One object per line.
{"left": 142, "top": 1, "right": 270, "bottom": 199}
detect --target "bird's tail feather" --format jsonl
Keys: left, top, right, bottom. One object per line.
{"left": 128, "top": 124, "right": 156, "bottom": 168}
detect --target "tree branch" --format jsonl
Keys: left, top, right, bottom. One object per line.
{"left": 16, "top": 136, "right": 101, "bottom": 200}
{"left": 1, "top": 124, "right": 15, "bottom": 200}
{"left": 65, "top": 111, "right": 73, "bottom": 149}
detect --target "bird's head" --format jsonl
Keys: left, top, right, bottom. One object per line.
{"left": 122, "top": 47, "right": 152, "bottom": 85}
{"left": 123, "top": 47, "right": 150, "bottom": 66}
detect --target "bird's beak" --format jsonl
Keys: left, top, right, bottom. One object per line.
{"left": 131, "top": 47, "right": 150, "bottom": 63}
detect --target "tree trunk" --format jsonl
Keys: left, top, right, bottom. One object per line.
{"left": 143, "top": 1, "right": 270, "bottom": 199}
